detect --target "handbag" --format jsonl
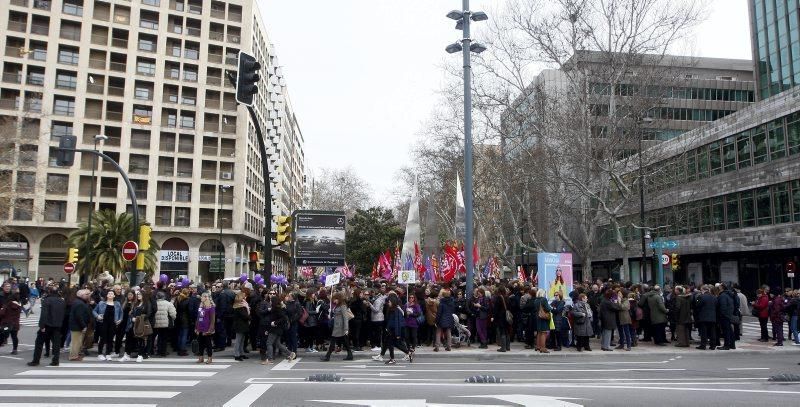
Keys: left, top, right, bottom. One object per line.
{"left": 299, "top": 307, "right": 309, "bottom": 326}
{"left": 134, "top": 315, "right": 153, "bottom": 338}
{"left": 537, "top": 302, "right": 550, "bottom": 320}
{"left": 191, "top": 338, "right": 199, "bottom": 355}
{"left": 501, "top": 296, "right": 513, "bottom": 324}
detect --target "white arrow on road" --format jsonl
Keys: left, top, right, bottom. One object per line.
{"left": 310, "top": 400, "right": 510, "bottom": 407}
{"left": 455, "top": 394, "right": 586, "bottom": 407}
{"left": 340, "top": 365, "right": 406, "bottom": 369}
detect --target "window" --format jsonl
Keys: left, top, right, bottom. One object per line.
{"left": 740, "top": 190, "right": 755, "bottom": 228}
{"left": 16, "top": 171, "right": 36, "bottom": 193}
{"left": 708, "top": 142, "right": 721, "bottom": 176}
{"left": 134, "top": 85, "right": 152, "bottom": 100}
{"left": 51, "top": 122, "right": 73, "bottom": 140}
{"left": 13, "top": 199, "right": 33, "bottom": 221}
{"left": 156, "top": 206, "right": 171, "bottom": 226}
{"left": 46, "top": 174, "right": 69, "bottom": 194}
{"left": 62, "top": 0, "right": 83, "bottom": 16}
{"left": 44, "top": 200, "right": 67, "bottom": 222}
{"left": 53, "top": 97, "right": 76, "bottom": 116}
{"left": 722, "top": 137, "right": 736, "bottom": 172}
{"left": 137, "top": 60, "right": 156, "bottom": 76}
{"left": 183, "top": 68, "right": 198, "bottom": 82}
{"left": 686, "top": 151, "right": 697, "bottom": 182}
{"left": 752, "top": 126, "right": 768, "bottom": 164}
{"left": 768, "top": 119, "right": 786, "bottom": 160}
{"left": 132, "top": 180, "right": 148, "bottom": 200}
{"left": 58, "top": 47, "right": 80, "bottom": 65}
{"left": 180, "top": 115, "right": 195, "bottom": 129}
{"left": 175, "top": 207, "right": 190, "bottom": 226}
{"left": 787, "top": 115, "right": 800, "bottom": 155}
{"left": 28, "top": 70, "right": 45, "bottom": 86}
{"left": 142, "top": 0, "right": 160, "bottom": 6}
{"left": 774, "top": 184, "right": 791, "bottom": 224}
{"left": 755, "top": 187, "right": 772, "bottom": 226}
{"left": 725, "top": 193, "right": 739, "bottom": 229}
{"left": 736, "top": 132, "right": 751, "bottom": 168}
{"left": 56, "top": 72, "right": 77, "bottom": 90}
{"left": 138, "top": 37, "right": 157, "bottom": 52}
{"left": 793, "top": 180, "right": 800, "bottom": 222}
{"left": 175, "top": 183, "right": 191, "bottom": 201}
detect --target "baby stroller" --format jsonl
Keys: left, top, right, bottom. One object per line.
{"left": 451, "top": 314, "right": 471, "bottom": 348}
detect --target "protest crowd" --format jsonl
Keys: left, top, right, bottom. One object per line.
{"left": 1, "top": 271, "right": 797, "bottom": 367}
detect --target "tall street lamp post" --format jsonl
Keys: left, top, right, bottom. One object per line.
{"left": 219, "top": 184, "right": 230, "bottom": 276}
{"left": 638, "top": 117, "right": 653, "bottom": 283}
{"left": 83, "top": 134, "right": 107, "bottom": 279}
{"left": 445, "top": 1, "right": 488, "bottom": 301}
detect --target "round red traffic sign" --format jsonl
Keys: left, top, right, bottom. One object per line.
{"left": 661, "top": 254, "right": 670, "bottom": 266}
{"left": 64, "top": 263, "right": 75, "bottom": 274}
{"left": 122, "top": 240, "right": 139, "bottom": 262}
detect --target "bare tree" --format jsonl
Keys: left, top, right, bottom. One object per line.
{"left": 0, "top": 114, "right": 47, "bottom": 237}
{"left": 308, "top": 166, "right": 372, "bottom": 219}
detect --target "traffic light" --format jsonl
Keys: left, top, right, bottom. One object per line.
{"left": 136, "top": 225, "right": 152, "bottom": 271}
{"left": 56, "top": 135, "right": 77, "bottom": 167}
{"left": 67, "top": 247, "right": 79, "bottom": 264}
{"left": 671, "top": 253, "right": 679, "bottom": 271}
{"left": 248, "top": 251, "right": 260, "bottom": 272}
{"left": 235, "top": 51, "right": 261, "bottom": 106}
{"left": 276, "top": 216, "right": 292, "bottom": 245}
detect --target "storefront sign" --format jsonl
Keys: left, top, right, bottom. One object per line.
{"left": 159, "top": 250, "right": 189, "bottom": 263}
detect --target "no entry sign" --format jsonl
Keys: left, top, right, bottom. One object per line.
{"left": 122, "top": 240, "right": 139, "bottom": 262}
{"left": 64, "top": 263, "right": 75, "bottom": 274}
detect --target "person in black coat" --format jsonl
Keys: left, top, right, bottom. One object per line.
{"left": 434, "top": 289, "right": 456, "bottom": 352}
{"left": 492, "top": 287, "right": 511, "bottom": 353}
{"left": 717, "top": 284, "right": 737, "bottom": 350}
{"left": 694, "top": 285, "right": 717, "bottom": 350}
{"left": 68, "top": 290, "right": 91, "bottom": 361}
{"left": 349, "top": 289, "right": 370, "bottom": 351}
{"left": 28, "top": 286, "right": 64, "bottom": 366}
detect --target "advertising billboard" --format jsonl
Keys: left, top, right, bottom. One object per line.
{"left": 537, "top": 252, "right": 574, "bottom": 305}
{"left": 294, "top": 211, "right": 346, "bottom": 267}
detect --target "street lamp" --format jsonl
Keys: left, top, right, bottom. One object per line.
{"left": 83, "top": 134, "right": 108, "bottom": 279}
{"left": 219, "top": 184, "right": 230, "bottom": 276}
{"left": 638, "top": 117, "right": 654, "bottom": 283}
{"left": 445, "top": 1, "right": 488, "bottom": 301}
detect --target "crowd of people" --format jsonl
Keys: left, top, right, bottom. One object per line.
{"left": 1, "top": 274, "right": 798, "bottom": 368}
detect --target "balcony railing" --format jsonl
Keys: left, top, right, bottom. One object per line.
{"left": 106, "top": 110, "right": 123, "bottom": 121}
{"left": 109, "top": 62, "right": 127, "bottom": 72}
{"left": 91, "top": 34, "right": 107, "bottom": 45}
{"left": 210, "top": 9, "right": 225, "bottom": 19}
{"left": 206, "top": 99, "right": 220, "bottom": 109}
{"left": 5, "top": 46, "right": 22, "bottom": 57}
{"left": 10, "top": 0, "right": 28, "bottom": 6}
{"left": 160, "top": 142, "right": 176, "bottom": 152}
{"left": 111, "top": 38, "right": 128, "bottom": 48}
{"left": 60, "top": 29, "right": 81, "bottom": 41}
{"left": 200, "top": 192, "right": 215, "bottom": 204}
{"left": 33, "top": 0, "right": 51, "bottom": 10}
{"left": 206, "top": 76, "right": 221, "bottom": 86}
{"left": 107, "top": 85, "right": 125, "bottom": 97}
{"left": 221, "top": 124, "right": 237, "bottom": 133}
{"left": 89, "top": 58, "right": 106, "bottom": 69}
{"left": 0, "top": 99, "right": 20, "bottom": 110}
{"left": 209, "top": 31, "right": 224, "bottom": 41}
{"left": 86, "top": 83, "right": 104, "bottom": 94}
{"left": 202, "top": 146, "right": 217, "bottom": 155}
{"left": 228, "top": 35, "right": 241, "bottom": 44}
{"left": 100, "top": 187, "right": 117, "bottom": 197}
{"left": 186, "top": 27, "right": 201, "bottom": 37}
{"left": 31, "top": 23, "right": 50, "bottom": 36}
{"left": 7, "top": 21, "right": 27, "bottom": 33}
{"left": 200, "top": 169, "right": 217, "bottom": 179}
{"left": 220, "top": 147, "right": 235, "bottom": 157}
{"left": 2, "top": 72, "right": 23, "bottom": 84}
{"left": 208, "top": 53, "right": 223, "bottom": 64}
{"left": 229, "top": 13, "right": 242, "bottom": 22}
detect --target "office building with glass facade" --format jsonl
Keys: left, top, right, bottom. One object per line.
{"left": 750, "top": 0, "right": 800, "bottom": 99}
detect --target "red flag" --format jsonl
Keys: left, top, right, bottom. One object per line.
{"left": 371, "top": 263, "right": 379, "bottom": 280}
{"left": 414, "top": 242, "right": 426, "bottom": 282}
{"left": 472, "top": 242, "right": 480, "bottom": 267}
{"left": 517, "top": 265, "right": 527, "bottom": 282}
{"left": 380, "top": 251, "right": 393, "bottom": 280}
{"left": 443, "top": 243, "right": 458, "bottom": 283}
{"left": 431, "top": 256, "right": 441, "bottom": 282}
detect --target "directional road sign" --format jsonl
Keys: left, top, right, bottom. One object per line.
{"left": 649, "top": 240, "right": 679, "bottom": 249}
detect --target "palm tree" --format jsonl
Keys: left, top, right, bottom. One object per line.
{"left": 68, "top": 210, "right": 159, "bottom": 282}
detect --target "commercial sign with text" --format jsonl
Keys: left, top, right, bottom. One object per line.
{"left": 294, "top": 210, "right": 346, "bottom": 267}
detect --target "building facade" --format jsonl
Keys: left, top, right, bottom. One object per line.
{"left": 750, "top": 0, "right": 800, "bottom": 100}
{"left": 0, "top": 0, "right": 306, "bottom": 283}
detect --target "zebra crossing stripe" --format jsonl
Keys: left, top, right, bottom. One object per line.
{"left": 0, "top": 390, "right": 178, "bottom": 398}
{"left": 17, "top": 370, "right": 217, "bottom": 377}
{"left": 0, "top": 378, "right": 199, "bottom": 386}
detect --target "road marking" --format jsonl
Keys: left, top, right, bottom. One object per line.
{"left": 324, "top": 360, "right": 671, "bottom": 366}
{"left": 455, "top": 394, "right": 586, "bottom": 407}
{"left": 0, "top": 378, "right": 200, "bottom": 386}
{"left": 0, "top": 356, "right": 23, "bottom": 360}
{"left": 51, "top": 363, "right": 229, "bottom": 369}
{"left": 222, "top": 384, "right": 273, "bottom": 407}
{"left": 286, "top": 368, "right": 686, "bottom": 373}
{"left": 340, "top": 364, "right": 406, "bottom": 369}
{"left": 727, "top": 367, "right": 770, "bottom": 370}
{"left": 0, "top": 404, "right": 155, "bottom": 407}
{"left": 272, "top": 357, "right": 301, "bottom": 370}
{"left": 0, "top": 390, "right": 179, "bottom": 399}
{"left": 17, "top": 370, "right": 216, "bottom": 377}
{"left": 337, "top": 372, "right": 405, "bottom": 377}
{"left": 137, "top": 358, "right": 236, "bottom": 363}
{"left": 308, "top": 399, "right": 512, "bottom": 407}
{"left": 232, "top": 380, "right": 800, "bottom": 394}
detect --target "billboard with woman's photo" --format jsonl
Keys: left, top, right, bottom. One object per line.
{"left": 537, "top": 252, "right": 574, "bottom": 304}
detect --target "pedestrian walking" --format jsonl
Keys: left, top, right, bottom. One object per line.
{"left": 195, "top": 291, "right": 216, "bottom": 364}
{"left": 321, "top": 293, "right": 353, "bottom": 361}
{"left": 28, "top": 286, "right": 64, "bottom": 366}
{"left": 0, "top": 292, "right": 22, "bottom": 355}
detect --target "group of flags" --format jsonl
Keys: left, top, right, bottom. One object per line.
{"left": 369, "top": 241, "right": 499, "bottom": 284}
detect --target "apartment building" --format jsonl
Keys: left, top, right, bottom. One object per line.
{"left": 0, "top": 0, "right": 306, "bottom": 283}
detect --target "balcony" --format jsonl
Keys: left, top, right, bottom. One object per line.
{"left": 224, "top": 56, "right": 237, "bottom": 66}
{"left": 89, "top": 58, "right": 106, "bottom": 69}
{"left": 111, "top": 38, "right": 128, "bottom": 48}
{"left": 106, "top": 110, "right": 123, "bottom": 121}
{"left": 31, "top": 23, "right": 50, "bottom": 36}
{"left": 24, "top": 99, "right": 42, "bottom": 113}
{"left": 10, "top": 0, "right": 28, "bottom": 6}
{"left": 0, "top": 99, "right": 20, "bottom": 110}
{"left": 222, "top": 100, "right": 237, "bottom": 111}
{"left": 210, "top": 8, "right": 225, "bottom": 19}
{"left": 100, "top": 187, "right": 117, "bottom": 198}
{"left": 7, "top": 21, "right": 27, "bottom": 33}
{"left": 29, "top": 49, "right": 47, "bottom": 61}
{"left": 206, "top": 98, "right": 220, "bottom": 109}
{"left": 187, "top": 4, "right": 202, "bottom": 14}
{"left": 208, "top": 53, "right": 223, "bottom": 64}
{"left": 109, "top": 62, "right": 127, "bottom": 72}
{"left": 91, "top": 34, "right": 107, "bottom": 46}
{"left": 87, "top": 83, "right": 104, "bottom": 94}
{"left": 202, "top": 145, "right": 217, "bottom": 155}
{"left": 5, "top": 46, "right": 22, "bottom": 58}
{"left": 221, "top": 123, "right": 236, "bottom": 133}
{"left": 200, "top": 192, "right": 215, "bottom": 204}
{"left": 220, "top": 146, "right": 235, "bottom": 157}
{"left": 33, "top": 0, "right": 51, "bottom": 10}
{"left": 229, "top": 13, "right": 242, "bottom": 22}
{"left": 60, "top": 29, "right": 81, "bottom": 41}
{"left": 206, "top": 76, "right": 221, "bottom": 86}
{"left": 228, "top": 34, "right": 241, "bottom": 44}
{"left": 2, "top": 73, "right": 23, "bottom": 84}
{"left": 107, "top": 85, "right": 125, "bottom": 97}
{"left": 186, "top": 27, "right": 201, "bottom": 37}
{"left": 200, "top": 169, "right": 217, "bottom": 179}
{"left": 209, "top": 31, "right": 224, "bottom": 41}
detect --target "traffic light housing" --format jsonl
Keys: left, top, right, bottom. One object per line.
{"left": 248, "top": 251, "right": 260, "bottom": 272}
{"left": 67, "top": 247, "right": 79, "bottom": 264}
{"left": 671, "top": 253, "right": 679, "bottom": 271}
{"left": 56, "top": 135, "right": 77, "bottom": 167}
{"left": 136, "top": 225, "right": 152, "bottom": 271}
{"left": 276, "top": 216, "right": 292, "bottom": 245}
{"left": 235, "top": 51, "right": 261, "bottom": 106}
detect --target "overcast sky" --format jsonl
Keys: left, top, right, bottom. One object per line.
{"left": 258, "top": 0, "right": 752, "bottom": 206}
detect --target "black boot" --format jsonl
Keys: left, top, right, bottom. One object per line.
{"left": 343, "top": 354, "right": 354, "bottom": 361}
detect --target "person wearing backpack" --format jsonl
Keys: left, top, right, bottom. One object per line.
{"left": 321, "top": 292, "right": 353, "bottom": 361}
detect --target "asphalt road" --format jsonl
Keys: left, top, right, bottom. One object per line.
{"left": 2, "top": 309, "right": 800, "bottom": 406}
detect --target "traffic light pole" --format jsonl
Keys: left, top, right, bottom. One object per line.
{"left": 245, "top": 106, "right": 273, "bottom": 284}
{"left": 60, "top": 148, "right": 142, "bottom": 286}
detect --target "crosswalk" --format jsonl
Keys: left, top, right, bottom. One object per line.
{"left": 1, "top": 357, "right": 234, "bottom": 406}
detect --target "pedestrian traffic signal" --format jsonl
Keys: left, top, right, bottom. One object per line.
{"left": 276, "top": 216, "right": 292, "bottom": 245}
{"left": 248, "top": 251, "right": 260, "bottom": 272}
{"left": 671, "top": 253, "right": 679, "bottom": 271}
{"left": 56, "top": 135, "right": 77, "bottom": 167}
{"left": 67, "top": 247, "right": 79, "bottom": 264}
{"left": 235, "top": 51, "right": 261, "bottom": 106}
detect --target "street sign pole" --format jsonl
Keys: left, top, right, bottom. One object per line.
{"left": 656, "top": 237, "right": 664, "bottom": 287}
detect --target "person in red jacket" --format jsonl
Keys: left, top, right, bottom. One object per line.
{"left": 0, "top": 292, "right": 22, "bottom": 354}
{"left": 752, "top": 289, "right": 770, "bottom": 342}
{"left": 769, "top": 291, "right": 785, "bottom": 346}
